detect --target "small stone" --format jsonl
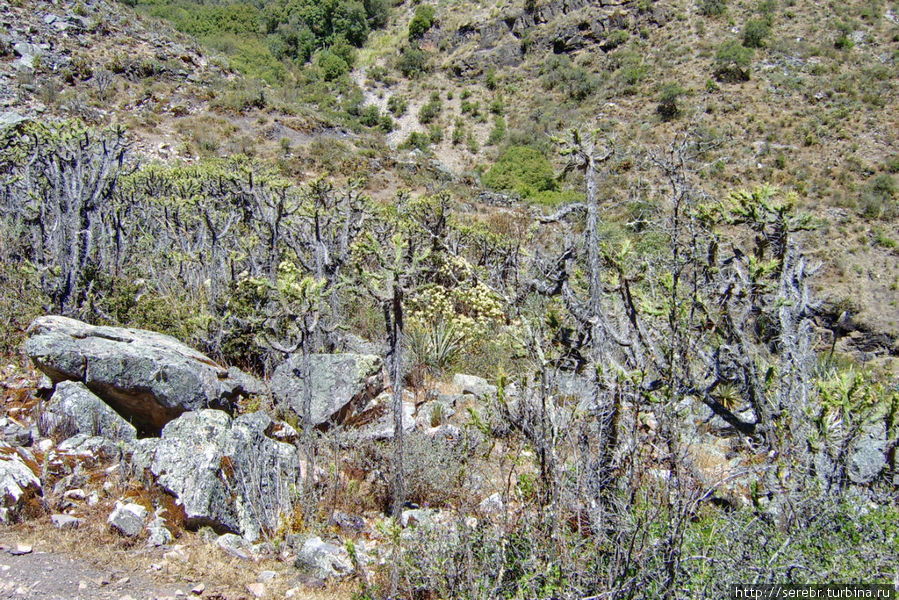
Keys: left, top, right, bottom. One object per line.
{"left": 10, "top": 544, "right": 32, "bottom": 555}
{"left": 79, "top": 581, "right": 87, "bottom": 590}
{"left": 246, "top": 582, "right": 266, "bottom": 598}
{"left": 257, "top": 570, "right": 277, "bottom": 583}
{"left": 51, "top": 514, "right": 83, "bottom": 530}
{"left": 191, "top": 583, "right": 205, "bottom": 595}
{"left": 174, "top": 590, "right": 185, "bottom": 597}
{"left": 63, "top": 488, "right": 86, "bottom": 500}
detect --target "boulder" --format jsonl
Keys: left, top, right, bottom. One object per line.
{"left": 0, "top": 442, "right": 42, "bottom": 521}
{"left": 294, "top": 537, "right": 353, "bottom": 579}
{"left": 51, "top": 514, "right": 83, "bottom": 530}
{"left": 138, "top": 410, "right": 301, "bottom": 542}
{"left": 271, "top": 353, "right": 383, "bottom": 426}
{"left": 43, "top": 381, "right": 137, "bottom": 442}
{"left": 25, "top": 316, "right": 258, "bottom": 435}
{"left": 847, "top": 421, "right": 887, "bottom": 485}
{"left": 216, "top": 533, "right": 254, "bottom": 560}
{"left": 108, "top": 501, "right": 147, "bottom": 537}
{"left": 452, "top": 374, "right": 497, "bottom": 398}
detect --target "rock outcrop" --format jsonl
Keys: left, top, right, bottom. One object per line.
{"left": 271, "top": 353, "right": 383, "bottom": 426}
{"left": 25, "top": 316, "right": 259, "bottom": 435}
{"left": 43, "top": 381, "right": 137, "bottom": 442}
{"left": 132, "top": 410, "right": 301, "bottom": 542}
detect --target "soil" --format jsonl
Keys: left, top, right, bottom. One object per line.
{"left": 0, "top": 540, "right": 213, "bottom": 600}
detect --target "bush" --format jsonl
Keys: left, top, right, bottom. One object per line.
{"left": 483, "top": 146, "right": 558, "bottom": 198}
{"left": 714, "top": 40, "right": 752, "bottom": 82}
{"left": 360, "top": 104, "right": 381, "bottom": 127}
{"left": 539, "top": 54, "right": 599, "bottom": 101}
{"left": 742, "top": 19, "right": 771, "bottom": 48}
{"left": 487, "top": 116, "right": 506, "bottom": 145}
{"left": 387, "top": 94, "right": 408, "bottom": 116}
{"left": 699, "top": 0, "right": 727, "bottom": 16}
{"left": 657, "top": 82, "right": 685, "bottom": 120}
{"left": 315, "top": 49, "right": 350, "bottom": 81}
{"left": 396, "top": 46, "right": 430, "bottom": 78}
{"left": 408, "top": 4, "right": 436, "bottom": 41}
{"left": 417, "top": 94, "right": 442, "bottom": 124}
{"left": 859, "top": 174, "right": 898, "bottom": 219}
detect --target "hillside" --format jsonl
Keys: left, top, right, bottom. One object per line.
{"left": 0, "top": 0, "right": 898, "bottom": 599}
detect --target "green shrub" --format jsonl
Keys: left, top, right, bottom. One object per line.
{"left": 408, "top": 4, "right": 435, "bottom": 41}
{"left": 418, "top": 95, "right": 442, "bottom": 124}
{"left": 379, "top": 114, "right": 395, "bottom": 133}
{"left": 360, "top": 104, "right": 381, "bottom": 127}
{"left": 396, "top": 45, "right": 430, "bottom": 78}
{"left": 742, "top": 19, "right": 771, "bottom": 48}
{"left": 403, "top": 131, "right": 431, "bottom": 152}
{"left": 487, "top": 116, "right": 506, "bottom": 145}
{"left": 714, "top": 40, "right": 752, "bottom": 82}
{"left": 483, "top": 146, "right": 558, "bottom": 198}
{"left": 657, "top": 82, "right": 686, "bottom": 120}
{"left": 315, "top": 49, "right": 350, "bottom": 81}
{"left": 387, "top": 94, "right": 408, "bottom": 117}
{"left": 699, "top": 0, "right": 727, "bottom": 16}
{"left": 540, "top": 55, "right": 599, "bottom": 101}
{"left": 859, "top": 174, "right": 897, "bottom": 219}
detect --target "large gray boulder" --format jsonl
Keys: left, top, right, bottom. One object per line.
{"left": 134, "top": 410, "right": 301, "bottom": 542}
{"left": 294, "top": 536, "right": 353, "bottom": 579}
{"left": 25, "top": 316, "right": 259, "bottom": 435}
{"left": 43, "top": 381, "right": 137, "bottom": 442}
{"left": 271, "top": 353, "right": 383, "bottom": 426}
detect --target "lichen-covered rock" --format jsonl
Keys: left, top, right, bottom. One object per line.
{"left": 0, "top": 442, "right": 42, "bottom": 521}
{"left": 271, "top": 353, "right": 383, "bottom": 426}
{"left": 25, "top": 316, "right": 257, "bottom": 435}
{"left": 138, "top": 410, "right": 301, "bottom": 541}
{"left": 452, "top": 373, "right": 497, "bottom": 398}
{"left": 294, "top": 537, "right": 353, "bottom": 579}
{"left": 107, "top": 501, "right": 147, "bottom": 537}
{"left": 847, "top": 421, "right": 888, "bottom": 484}
{"left": 43, "top": 381, "right": 137, "bottom": 441}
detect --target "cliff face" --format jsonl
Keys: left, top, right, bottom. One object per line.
{"left": 432, "top": 0, "right": 669, "bottom": 76}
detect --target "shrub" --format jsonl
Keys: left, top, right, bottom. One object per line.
{"left": 403, "top": 131, "right": 431, "bottom": 152}
{"left": 332, "top": 0, "right": 371, "bottom": 47}
{"left": 360, "top": 104, "right": 381, "bottom": 127}
{"left": 408, "top": 4, "right": 436, "bottom": 41}
{"left": 699, "top": 0, "right": 727, "bottom": 16}
{"left": 657, "top": 82, "right": 685, "bottom": 120}
{"left": 315, "top": 49, "right": 350, "bottom": 81}
{"left": 742, "top": 19, "right": 771, "bottom": 48}
{"left": 714, "top": 40, "right": 752, "bottom": 82}
{"left": 483, "top": 146, "right": 558, "bottom": 198}
{"left": 387, "top": 94, "right": 408, "bottom": 117}
{"left": 859, "top": 174, "right": 897, "bottom": 219}
{"left": 396, "top": 46, "right": 430, "bottom": 78}
{"left": 487, "top": 116, "right": 506, "bottom": 145}
{"left": 417, "top": 95, "right": 442, "bottom": 124}
{"left": 540, "top": 54, "right": 599, "bottom": 101}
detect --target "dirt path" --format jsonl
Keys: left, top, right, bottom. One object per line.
{"left": 0, "top": 542, "right": 207, "bottom": 600}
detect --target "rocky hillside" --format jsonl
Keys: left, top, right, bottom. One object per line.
{"left": 1, "top": 0, "right": 898, "bottom": 598}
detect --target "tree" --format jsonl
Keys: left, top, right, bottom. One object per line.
{"left": 0, "top": 121, "right": 130, "bottom": 315}
{"left": 353, "top": 198, "right": 430, "bottom": 518}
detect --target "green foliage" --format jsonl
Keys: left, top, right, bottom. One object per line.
{"left": 408, "top": 4, "right": 436, "bottom": 41}
{"left": 714, "top": 40, "right": 752, "bottom": 82}
{"left": 315, "top": 49, "right": 350, "bottom": 81}
{"left": 487, "top": 115, "right": 506, "bottom": 145}
{"left": 396, "top": 45, "right": 430, "bottom": 78}
{"left": 417, "top": 94, "right": 442, "bottom": 124}
{"left": 657, "top": 82, "right": 685, "bottom": 120}
{"left": 859, "top": 174, "right": 898, "bottom": 219}
{"left": 540, "top": 54, "right": 599, "bottom": 101}
{"left": 383, "top": 96, "right": 406, "bottom": 120}
{"left": 402, "top": 131, "right": 432, "bottom": 152}
{"left": 359, "top": 104, "right": 381, "bottom": 127}
{"left": 699, "top": 0, "right": 727, "bottom": 17}
{"left": 834, "top": 21, "right": 856, "bottom": 49}
{"left": 742, "top": 19, "right": 771, "bottom": 48}
{"left": 483, "top": 146, "right": 558, "bottom": 198}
